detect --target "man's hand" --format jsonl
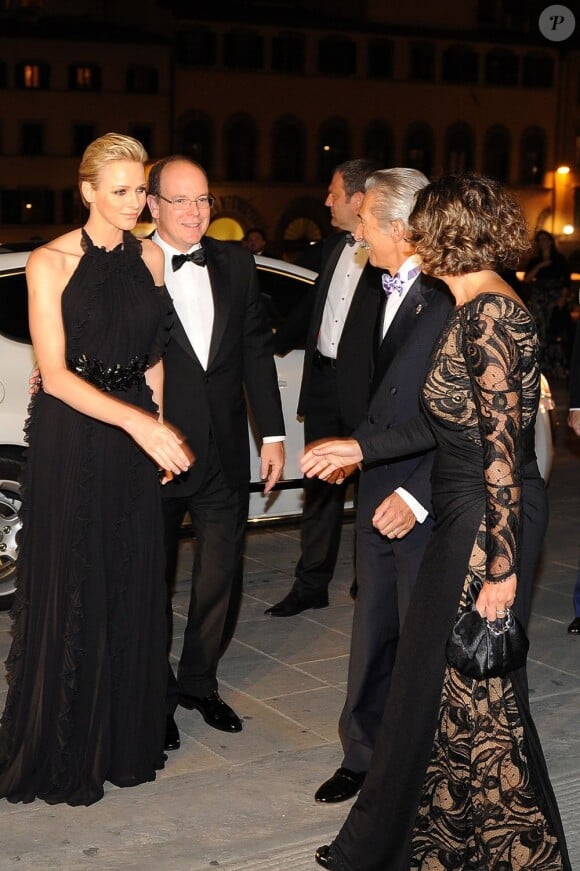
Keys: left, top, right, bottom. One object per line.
{"left": 305, "top": 439, "right": 358, "bottom": 484}
{"left": 261, "top": 441, "right": 285, "bottom": 493}
{"left": 325, "top": 463, "right": 359, "bottom": 485}
{"left": 301, "top": 438, "right": 363, "bottom": 480}
{"left": 372, "top": 492, "right": 416, "bottom": 539}
{"left": 568, "top": 409, "right": 580, "bottom": 437}
{"left": 29, "top": 367, "right": 41, "bottom": 395}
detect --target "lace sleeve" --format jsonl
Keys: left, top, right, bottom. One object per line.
{"left": 461, "top": 306, "right": 522, "bottom": 584}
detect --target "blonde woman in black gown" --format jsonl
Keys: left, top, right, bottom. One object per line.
{"left": 302, "top": 173, "right": 571, "bottom": 870}
{"left": 0, "top": 134, "right": 191, "bottom": 806}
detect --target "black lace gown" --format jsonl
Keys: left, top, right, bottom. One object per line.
{"left": 0, "top": 230, "right": 170, "bottom": 806}
{"left": 331, "top": 294, "right": 571, "bottom": 869}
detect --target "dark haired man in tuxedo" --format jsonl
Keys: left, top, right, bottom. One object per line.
{"left": 266, "top": 159, "right": 382, "bottom": 617}
{"left": 147, "top": 157, "right": 285, "bottom": 750}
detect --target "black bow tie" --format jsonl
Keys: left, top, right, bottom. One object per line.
{"left": 345, "top": 233, "right": 357, "bottom": 247}
{"left": 172, "top": 249, "right": 206, "bottom": 271}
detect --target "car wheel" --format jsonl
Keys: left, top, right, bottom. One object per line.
{"left": 0, "top": 458, "right": 23, "bottom": 611}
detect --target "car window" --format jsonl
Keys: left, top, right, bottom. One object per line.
{"left": 256, "top": 264, "right": 314, "bottom": 334}
{"left": 0, "top": 269, "right": 30, "bottom": 344}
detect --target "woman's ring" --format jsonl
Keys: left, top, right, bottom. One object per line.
{"left": 496, "top": 609, "right": 507, "bottom": 617}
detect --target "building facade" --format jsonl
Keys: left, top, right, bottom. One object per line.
{"left": 1, "top": 0, "right": 579, "bottom": 262}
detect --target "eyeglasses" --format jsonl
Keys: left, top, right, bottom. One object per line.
{"left": 155, "top": 194, "right": 215, "bottom": 210}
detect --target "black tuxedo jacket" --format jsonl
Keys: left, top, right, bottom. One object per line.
{"left": 298, "top": 233, "right": 382, "bottom": 431}
{"left": 162, "top": 236, "right": 285, "bottom": 496}
{"left": 354, "top": 273, "right": 453, "bottom": 513}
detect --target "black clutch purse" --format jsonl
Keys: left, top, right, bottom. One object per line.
{"left": 445, "top": 607, "right": 529, "bottom": 679}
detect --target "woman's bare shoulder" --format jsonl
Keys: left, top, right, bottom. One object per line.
{"left": 26, "top": 229, "right": 84, "bottom": 284}
{"left": 141, "top": 237, "right": 165, "bottom": 285}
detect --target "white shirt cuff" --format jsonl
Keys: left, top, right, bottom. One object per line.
{"left": 395, "top": 487, "right": 428, "bottom": 523}
{"left": 262, "top": 436, "right": 285, "bottom": 443}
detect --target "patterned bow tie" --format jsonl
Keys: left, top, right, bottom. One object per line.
{"left": 345, "top": 233, "right": 357, "bottom": 247}
{"left": 172, "top": 249, "right": 206, "bottom": 271}
{"left": 381, "top": 266, "right": 421, "bottom": 297}
{"left": 381, "top": 272, "right": 403, "bottom": 296}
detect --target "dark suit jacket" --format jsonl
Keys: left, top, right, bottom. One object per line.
{"left": 162, "top": 236, "right": 285, "bottom": 496}
{"left": 297, "top": 233, "right": 382, "bottom": 431}
{"left": 354, "top": 274, "right": 453, "bottom": 514}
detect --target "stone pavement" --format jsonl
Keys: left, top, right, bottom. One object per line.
{"left": 1, "top": 406, "right": 579, "bottom": 869}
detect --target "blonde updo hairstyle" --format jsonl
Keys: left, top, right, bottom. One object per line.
{"left": 408, "top": 172, "right": 531, "bottom": 277}
{"left": 79, "top": 132, "right": 148, "bottom": 207}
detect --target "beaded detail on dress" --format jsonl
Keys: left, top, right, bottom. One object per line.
{"left": 68, "top": 353, "right": 149, "bottom": 392}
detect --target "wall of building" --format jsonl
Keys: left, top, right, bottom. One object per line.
{"left": 0, "top": 0, "right": 578, "bottom": 263}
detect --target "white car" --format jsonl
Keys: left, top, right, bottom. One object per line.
{"left": 0, "top": 249, "right": 555, "bottom": 607}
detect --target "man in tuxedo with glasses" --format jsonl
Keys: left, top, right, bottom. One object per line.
{"left": 147, "top": 156, "right": 285, "bottom": 751}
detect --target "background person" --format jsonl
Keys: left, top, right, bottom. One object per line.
{"left": 524, "top": 229, "right": 571, "bottom": 288}
{"left": 305, "top": 173, "right": 571, "bottom": 870}
{"left": 242, "top": 227, "right": 273, "bottom": 257}
{"left": 265, "top": 159, "right": 382, "bottom": 618}
{"left": 0, "top": 133, "right": 191, "bottom": 806}
{"left": 523, "top": 230, "right": 571, "bottom": 366}
{"left": 147, "top": 157, "right": 285, "bottom": 750}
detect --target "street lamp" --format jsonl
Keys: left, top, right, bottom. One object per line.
{"left": 551, "top": 165, "right": 571, "bottom": 235}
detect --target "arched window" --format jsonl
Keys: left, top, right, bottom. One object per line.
{"left": 68, "top": 64, "right": 102, "bottom": 91}
{"left": 175, "top": 25, "right": 217, "bottom": 66}
{"left": 444, "top": 122, "right": 474, "bottom": 173}
{"left": 363, "top": 121, "right": 393, "bottom": 167}
{"left": 522, "top": 53, "right": 554, "bottom": 88}
{"left": 403, "top": 123, "right": 434, "bottom": 178}
{"left": 318, "top": 36, "right": 356, "bottom": 76}
{"left": 483, "top": 125, "right": 511, "bottom": 182}
{"left": 15, "top": 61, "right": 50, "bottom": 89}
{"left": 178, "top": 112, "right": 214, "bottom": 176}
{"left": 126, "top": 66, "right": 159, "bottom": 94}
{"left": 224, "top": 29, "right": 264, "bottom": 70}
{"left": 409, "top": 42, "right": 435, "bottom": 82}
{"left": 442, "top": 45, "right": 478, "bottom": 84}
{"left": 271, "top": 32, "right": 305, "bottom": 73}
{"left": 368, "top": 40, "right": 393, "bottom": 79}
{"left": 225, "top": 114, "right": 257, "bottom": 181}
{"left": 519, "top": 126, "right": 547, "bottom": 185}
{"left": 272, "top": 116, "right": 305, "bottom": 182}
{"left": 485, "top": 49, "right": 518, "bottom": 86}
{"left": 318, "top": 118, "right": 350, "bottom": 182}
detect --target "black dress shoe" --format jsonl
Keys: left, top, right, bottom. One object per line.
{"left": 315, "top": 844, "right": 349, "bottom": 870}
{"left": 178, "top": 689, "right": 243, "bottom": 733}
{"left": 165, "top": 713, "right": 180, "bottom": 751}
{"left": 568, "top": 617, "right": 580, "bottom": 634}
{"left": 264, "top": 588, "right": 329, "bottom": 617}
{"left": 315, "top": 767, "right": 366, "bottom": 803}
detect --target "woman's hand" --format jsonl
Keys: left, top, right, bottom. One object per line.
{"left": 475, "top": 575, "right": 517, "bottom": 623}
{"left": 300, "top": 438, "right": 363, "bottom": 480}
{"left": 126, "top": 413, "right": 194, "bottom": 477}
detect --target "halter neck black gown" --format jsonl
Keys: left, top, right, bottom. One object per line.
{"left": 0, "top": 230, "right": 170, "bottom": 806}
{"left": 328, "top": 294, "right": 571, "bottom": 869}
